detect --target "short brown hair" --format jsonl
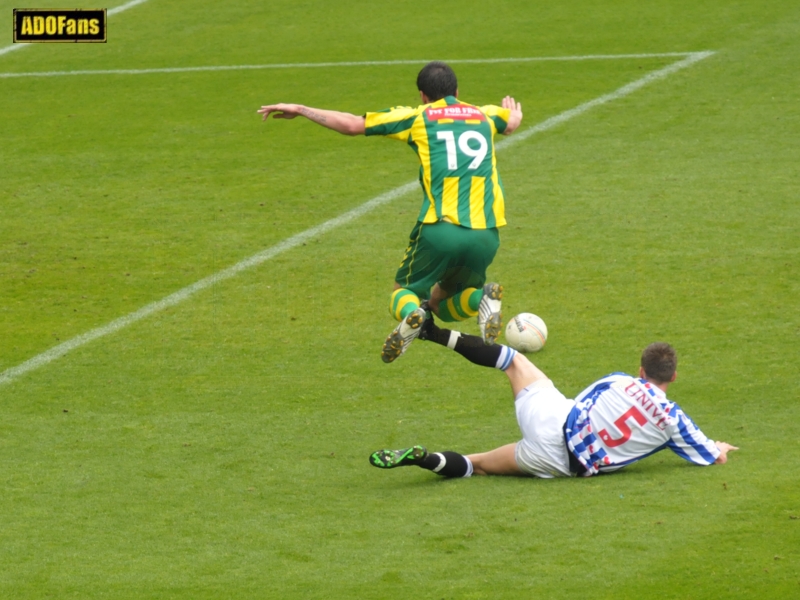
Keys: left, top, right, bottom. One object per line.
{"left": 416, "top": 61, "right": 458, "bottom": 101}
{"left": 640, "top": 342, "right": 677, "bottom": 384}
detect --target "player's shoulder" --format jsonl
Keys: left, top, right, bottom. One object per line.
{"left": 364, "top": 105, "right": 425, "bottom": 134}
{"left": 476, "top": 102, "right": 510, "bottom": 116}
{"left": 574, "top": 372, "right": 634, "bottom": 403}
{"left": 601, "top": 372, "right": 637, "bottom": 385}
{"left": 369, "top": 104, "right": 422, "bottom": 116}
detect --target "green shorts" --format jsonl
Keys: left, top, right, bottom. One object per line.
{"left": 395, "top": 221, "right": 500, "bottom": 299}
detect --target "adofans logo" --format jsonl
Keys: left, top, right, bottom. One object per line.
{"left": 14, "top": 9, "right": 107, "bottom": 43}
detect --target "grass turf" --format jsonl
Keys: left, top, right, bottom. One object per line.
{"left": 1, "top": 0, "right": 798, "bottom": 597}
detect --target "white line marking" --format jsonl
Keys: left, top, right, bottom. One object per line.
{"left": 0, "top": 51, "right": 715, "bottom": 387}
{"left": 0, "top": 51, "right": 708, "bottom": 79}
{"left": 107, "top": 0, "right": 151, "bottom": 16}
{"left": 0, "top": 0, "right": 150, "bottom": 57}
{"left": 0, "top": 43, "right": 24, "bottom": 58}
{"left": 496, "top": 51, "right": 715, "bottom": 151}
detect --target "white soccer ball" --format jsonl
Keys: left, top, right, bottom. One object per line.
{"left": 504, "top": 313, "right": 548, "bottom": 353}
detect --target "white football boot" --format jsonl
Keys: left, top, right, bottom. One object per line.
{"left": 381, "top": 307, "right": 427, "bottom": 363}
{"left": 478, "top": 283, "right": 503, "bottom": 345}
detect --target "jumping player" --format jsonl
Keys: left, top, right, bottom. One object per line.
{"left": 369, "top": 319, "right": 738, "bottom": 479}
{"left": 258, "top": 62, "right": 523, "bottom": 363}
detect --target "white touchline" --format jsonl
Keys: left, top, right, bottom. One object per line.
{"left": 496, "top": 51, "right": 714, "bottom": 151}
{"left": 0, "top": 51, "right": 715, "bottom": 387}
{"left": 106, "top": 0, "right": 152, "bottom": 16}
{"left": 0, "top": 0, "right": 150, "bottom": 57}
{"left": 0, "top": 52, "right": 708, "bottom": 79}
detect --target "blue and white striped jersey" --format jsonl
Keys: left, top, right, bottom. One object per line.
{"left": 564, "top": 373, "right": 720, "bottom": 476}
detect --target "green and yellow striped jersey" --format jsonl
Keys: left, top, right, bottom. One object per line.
{"left": 364, "top": 96, "right": 510, "bottom": 229}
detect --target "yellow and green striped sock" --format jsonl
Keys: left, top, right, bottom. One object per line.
{"left": 390, "top": 288, "right": 421, "bottom": 321}
{"left": 437, "top": 287, "right": 482, "bottom": 322}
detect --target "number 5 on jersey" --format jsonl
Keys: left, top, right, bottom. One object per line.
{"left": 599, "top": 406, "right": 648, "bottom": 447}
{"left": 436, "top": 130, "right": 488, "bottom": 170}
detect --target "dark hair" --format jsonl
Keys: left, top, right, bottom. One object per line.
{"left": 640, "top": 342, "right": 677, "bottom": 384}
{"left": 416, "top": 61, "right": 458, "bottom": 101}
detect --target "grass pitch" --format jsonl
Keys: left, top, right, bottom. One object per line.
{"left": 1, "top": 1, "right": 798, "bottom": 598}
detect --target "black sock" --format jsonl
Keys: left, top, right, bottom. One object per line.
{"left": 419, "top": 451, "right": 473, "bottom": 477}
{"left": 421, "top": 319, "right": 502, "bottom": 368}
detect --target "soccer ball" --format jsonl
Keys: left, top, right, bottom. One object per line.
{"left": 504, "top": 313, "right": 548, "bottom": 353}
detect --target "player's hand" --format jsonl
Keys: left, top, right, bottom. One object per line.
{"left": 501, "top": 95, "right": 523, "bottom": 134}
{"left": 502, "top": 95, "right": 522, "bottom": 113}
{"left": 257, "top": 103, "right": 303, "bottom": 121}
{"left": 713, "top": 441, "right": 739, "bottom": 464}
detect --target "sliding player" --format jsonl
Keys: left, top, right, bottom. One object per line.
{"left": 370, "top": 319, "right": 738, "bottom": 478}
{"left": 258, "top": 62, "right": 523, "bottom": 362}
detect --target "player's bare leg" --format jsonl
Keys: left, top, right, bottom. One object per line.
{"left": 503, "top": 352, "right": 550, "bottom": 398}
{"left": 468, "top": 443, "right": 526, "bottom": 476}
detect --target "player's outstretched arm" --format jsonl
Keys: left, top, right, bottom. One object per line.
{"left": 257, "top": 103, "right": 366, "bottom": 136}
{"left": 713, "top": 441, "right": 739, "bottom": 465}
{"left": 501, "top": 96, "right": 523, "bottom": 134}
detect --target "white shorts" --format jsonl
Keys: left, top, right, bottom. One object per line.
{"left": 514, "top": 379, "right": 576, "bottom": 478}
